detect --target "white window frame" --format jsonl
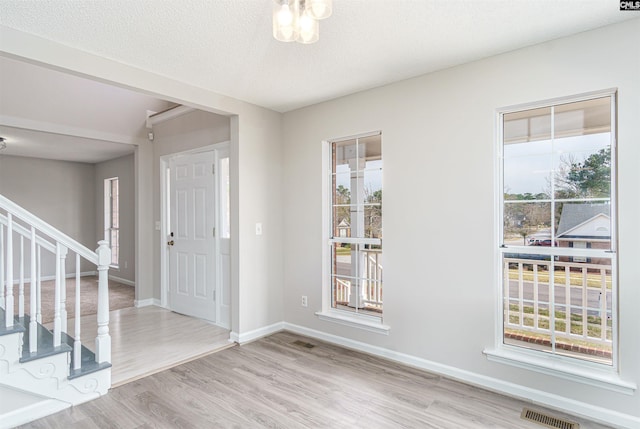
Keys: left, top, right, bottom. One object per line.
{"left": 317, "top": 131, "right": 389, "bottom": 335}
{"left": 484, "top": 89, "right": 636, "bottom": 395}
{"left": 104, "top": 177, "right": 119, "bottom": 269}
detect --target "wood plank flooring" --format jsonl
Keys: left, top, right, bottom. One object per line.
{"left": 19, "top": 331, "right": 611, "bottom": 428}
{"left": 73, "top": 306, "right": 232, "bottom": 386}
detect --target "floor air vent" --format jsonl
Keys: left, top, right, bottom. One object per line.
{"left": 291, "top": 340, "right": 315, "bottom": 349}
{"left": 521, "top": 408, "right": 579, "bottom": 429}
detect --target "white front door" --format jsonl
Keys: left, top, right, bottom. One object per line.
{"left": 168, "top": 151, "right": 216, "bottom": 321}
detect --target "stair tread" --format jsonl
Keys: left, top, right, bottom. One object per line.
{"left": 3, "top": 310, "right": 110, "bottom": 378}
{"left": 0, "top": 308, "right": 26, "bottom": 336}
{"left": 19, "top": 315, "right": 72, "bottom": 363}
{"left": 61, "top": 331, "right": 112, "bottom": 379}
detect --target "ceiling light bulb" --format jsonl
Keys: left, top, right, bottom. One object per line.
{"left": 273, "top": 0, "right": 299, "bottom": 42}
{"left": 308, "top": 0, "right": 332, "bottom": 20}
{"left": 277, "top": 4, "right": 293, "bottom": 26}
{"left": 297, "top": 10, "right": 319, "bottom": 44}
{"left": 298, "top": 11, "right": 320, "bottom": 44}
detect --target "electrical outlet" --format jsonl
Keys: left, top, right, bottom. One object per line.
{"left": 301, "top": 295, "right": 308, "bottom": 307}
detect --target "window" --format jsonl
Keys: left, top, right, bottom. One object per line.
{"left": 499, "top": 92, "right": 616, "bottom": 366}
{"left": 219, "top": 156, "right": 231, "bottom": 239}
{"left": 328, "top": 132, "right": 383, "bottom": 320}
{"left": 104, "top": 177, "right": 119, "bottom": 268}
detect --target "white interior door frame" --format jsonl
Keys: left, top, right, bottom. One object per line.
{"left": 160, "top": 141, "right": 230, "bottom": 327}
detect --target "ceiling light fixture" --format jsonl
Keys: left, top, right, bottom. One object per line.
{"left": 273, "top": 0, "right": 332, "bottom": 44}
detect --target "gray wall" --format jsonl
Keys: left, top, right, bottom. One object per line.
{"left": 95, "top": 154, "right": 135, "bottom": 284}
{"left": 282, "top": 19, "right": 640, "bottom": 421}
{"left": 0, "top": 155, "right": 96, "bottom": 275}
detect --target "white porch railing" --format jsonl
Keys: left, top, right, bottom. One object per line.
{"left": 0, "top": 194, "right": 111, "bottom": 368}
{"left": 334, "top": 249, "right": 383, "bottom": 309}
{"left": 503, "top": 256, "right": 612, "bottom": 354}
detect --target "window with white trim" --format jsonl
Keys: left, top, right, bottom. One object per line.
{"left": 328, "top": 133, "right": 383, "bottom": 319}
{"left": 499, "top": 92, "right": 616, "bottom": 366}
{"left": 104, "top": 177, "right": 119, "bottom": 268}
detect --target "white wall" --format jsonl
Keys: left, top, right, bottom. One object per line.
{"left": 282, "top": 19, "right": 640, "bottom": 423}
{"left": 95, "top": 154, "right": 135, "bottom": 283}
{"left": 0, "top": 155, "right": 97, "bottom": 274}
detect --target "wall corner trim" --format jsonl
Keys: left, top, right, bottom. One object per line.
{"left": 133, "top": 298, "right": 161, "bottom": 308}
{"left": 231, "top": 322, "right": 285, "bottom": 345}
{"left": 108, "top": 275, "right": 135, "bottom": 287}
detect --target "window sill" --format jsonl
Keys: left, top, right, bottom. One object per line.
{"left": 483, "top": 347, "right": 636, "bottom": 395}
{"left": 315, "top": 311, "right": 390, "bottom": 335}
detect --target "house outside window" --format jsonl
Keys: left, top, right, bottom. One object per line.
{"left": 328, "top": 132, "right": 383, "bottom": 320}
{"left": 499, "top": 92, "right": 616, "bottom": 366}
{"left": 105, "top": 177, "right": 119, "bottom": 268}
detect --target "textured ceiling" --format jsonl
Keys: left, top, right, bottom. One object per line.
{"left": 0, "top": 0, "right": 634, "bottom": 113}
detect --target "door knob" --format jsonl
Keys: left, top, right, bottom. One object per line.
{"left": 167, "top": 240, "right": 174, "bottom": 246}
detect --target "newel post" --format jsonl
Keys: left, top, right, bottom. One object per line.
{"left": 95, "top": 240, "right": 111, "bottom": 364}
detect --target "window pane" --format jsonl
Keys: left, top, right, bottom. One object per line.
{"left": 358, "top": 135, "right": 382, "bottom": 170}
{"left": 555, "top": 202, "right": 611, "bottom": 251}
{"left": 553, "top": 138, "right": 611, "bottom": 200}
{"left": 332, "top": 244, "right": 353, "bottom": 279}
{"left": 503, "top": 201, "right": 551, "bottom": 245}
{"left": 554, "top": 97, "right": 611, "bottom": 139}
{"left": 504, "top": 107, "right": 551, "bottom": 144}
{"left": 331, "top": 275, "right": 352, "bottom": 309}
{"left": 504, "top": 153, "right": 552, "bottom": 199}
{"left": 220, "top": 157, "right": 230, "bottom": 238}
{"left": 333, "top": 139, "right": 357, "bottom": 168}
{"left": 364, "top": 205, "right": 382, "bottom": 238}
{"left": 333, "top": 172, "right": 352, "bottom": 204}
{"left": 364, "top": 163, "right": 382, "bottom": 201}
{"left": 503, "top": 226, "right": 614, "bottom": 364}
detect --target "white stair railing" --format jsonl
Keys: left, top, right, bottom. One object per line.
{"left": 0, "top": 194, "right": 111, "bottom": 366}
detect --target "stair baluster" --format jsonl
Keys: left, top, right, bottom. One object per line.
{"left": 5, "top": 213, "right": 13, "bottom": 328}
{"left": 19, "top": 235, "right": 25, "bottom": 318}
{"left": 29, "top": 227, "right": 37, "bottom": 353}
{"left": 53, "top": 243, "right": 62, "bottom": 348}
{"left": 73, "top": 253, "right": 81, "bottom": 370}
{"left": 60, "top": 246, "right": 68, "bottom": 334}
{"left": 36, "top": 245, "right": 41, "bottom": 324}
{"left": 95, "top": 240, "right": 111, "bottom": 364}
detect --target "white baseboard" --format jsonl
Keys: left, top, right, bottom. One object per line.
{"left": 8, "top": 271, "right": 97, "bottom": 285}
{"left": 231, "top": 322, "right": 285, "bottom": 345}
{"left": 134, "top": 298, "right": 161, "bottom": 308}
{"left": 108, "top": 275, "right": 135, "bottom": 287}
{"left": 282, "top": 322, "right": 640, "bottom": 429}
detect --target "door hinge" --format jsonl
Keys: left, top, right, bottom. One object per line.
{"left": 212, "top": 163, "right": 215, "bottom": 175}
{"left": 213, "top": 227, "right": 216, "bottom": 237}
{"left": 213, "top": 290, "right": 216, "bottom": 301}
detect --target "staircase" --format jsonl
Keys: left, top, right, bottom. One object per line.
{"left": 0, "top": 194, "right": 112, "bottom": 428}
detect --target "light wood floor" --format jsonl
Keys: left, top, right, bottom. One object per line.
{"left": 73, "top": 306, "right": 232, "bottom": 386}
{"left": 20, "top": 331, "right": 611, "bottom": 428}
